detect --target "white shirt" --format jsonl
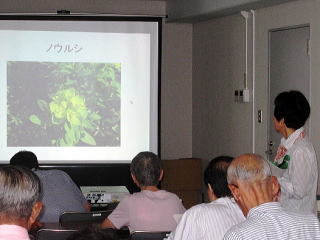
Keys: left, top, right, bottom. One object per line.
{"left": 166, "top": 197, "right": 245, "bottom": 240}
{"left": 276, "top": 127, "right": 318, "bottom": 214}
{"left": 223, "top": 202, "right": 320, "bottom": 240}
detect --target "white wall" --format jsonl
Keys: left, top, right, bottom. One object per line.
{"left": 161, "top": 22, "right": 193, "bottom": 159}
{"left": 166, "top": 0, "right": 296, "bottom": 22}
{"left": 192, "top": 14, "right": 253, "bottom": 164}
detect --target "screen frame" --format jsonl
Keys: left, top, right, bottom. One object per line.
{"left": 0, "top": 14, "right": 162, "bottom": 163}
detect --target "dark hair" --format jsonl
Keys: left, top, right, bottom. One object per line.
{"left": 10, "top": 151, "right": 39, "bottom": 170}
{"left": 66, "top": 228, "right": 115, "bottom": 240}
{"left": 0, "top": 165, "right": 41, "bottom": 219}
{"left": 204, "top": 156, "right": 233, "bottom": 198}
{"left": 130, "top": 151, "right": 162, "bottom": 187}
{"left": 274, "top": 90, "right": 310, "bottom": 130}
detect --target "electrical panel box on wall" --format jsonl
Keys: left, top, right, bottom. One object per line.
{"left": 243, "top": 89, "right": 250, "bottom": 102}
{"left": 234, "top": 89, "right": 250, "bottom": 103}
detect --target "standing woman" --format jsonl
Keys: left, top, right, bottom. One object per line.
{"left": 272, "top": 90, "right": 318, "bottom": 214}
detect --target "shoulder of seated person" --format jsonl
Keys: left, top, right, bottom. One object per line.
{"left": 37, "top": 169, "right": 72, "bottom": 179}
{"left": 188, "top": 202, "right": 222, "bottom": 212}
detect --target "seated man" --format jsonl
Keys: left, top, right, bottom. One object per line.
{"left": 10, "top": 151, "right": 90, "bottom": 223}
{"left": 0, "top": 165, "right": 42, "bottom": 240}
{"left": 224, "top": 154, "right": 320, "bottom": 239}
{"left": 101, "top": 151, "right": 186, "bottom": 232}
{"left": 167, "top": 156, "right": 245, "bottom": 240}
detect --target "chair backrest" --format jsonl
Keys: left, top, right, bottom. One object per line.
{"left": 36, "top": 229, "right": 77, "bottom": 240}
{"left": 130, "top": 231, "right": 171, "bottom": 240}
{"left": 59, "top": 210, "right": 111, "bottom": 225}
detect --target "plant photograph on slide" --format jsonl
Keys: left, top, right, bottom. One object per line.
{"left": 7, "top": 61, "right": 121, "bottom": 147}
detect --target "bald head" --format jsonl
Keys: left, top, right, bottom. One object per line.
{"left": 227, "top": 154, "right": 271, "bottom": 185}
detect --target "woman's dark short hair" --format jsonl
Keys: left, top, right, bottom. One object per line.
{"left": 10, "top": 151, "right": 39, "bottom": 170}
{"left": 204, "top": 156, "right": 233, "bottom": 198}
{"left": 274, "top": 90, "right": 310, "bottom": 130}
{"left": 66, "top": 228, "right": 115, "bottom": 240}
{"left": 130, "top": 151, "right": 162, "bottom": 187}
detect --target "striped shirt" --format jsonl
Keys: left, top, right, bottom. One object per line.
{"left": 223, "top": 202, "right": 320, "bottom": 240}
{"left": 277, "top": 127, "right": 318, "bottom": 214}
{"left": 166, "top": 197, "right": 245, "bottom": 240}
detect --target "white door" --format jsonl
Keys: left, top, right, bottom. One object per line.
{"left": 267, "top": 26, "right": 310, "bottom": 160}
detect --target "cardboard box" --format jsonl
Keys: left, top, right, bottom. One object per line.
{"left": 162, "top": 158, "right": 202, "bottom": 209}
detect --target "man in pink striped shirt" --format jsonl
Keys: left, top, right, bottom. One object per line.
{"left": 0, "top": 166, "right": 42, "bottom": 240}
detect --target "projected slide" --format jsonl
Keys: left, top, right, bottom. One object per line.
{"left": 0, "top": 18, "right": 159, "bottom": 162}
{"left": 7, "top": 61, "right": 121, "bottom": 147}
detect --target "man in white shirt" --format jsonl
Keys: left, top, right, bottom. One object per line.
{"left": 0, "top": 165, "right": 42, "bottom": 240}
{"left": 167, "top": 156, "right": 245, "bottom": 240}
{"left": 224, "top": 154, "right": 320, "bottom": 240}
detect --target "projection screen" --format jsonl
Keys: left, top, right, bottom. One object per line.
{"left": 0, "top": 16, "right": 161, "bottom": 163}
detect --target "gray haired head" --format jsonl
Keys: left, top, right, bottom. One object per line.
{"left": 0, "top": 165, "right": 41, "bottom": 220}
{"left": 130, "top": 151, "right": 162, "bottom": 187}
{"left": 227, "top": 154, "right": 271, "bottom": 184}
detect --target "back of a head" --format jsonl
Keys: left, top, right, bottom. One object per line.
{"left": 204, "top": 156, "right": 233, "bottom": 198}
{"left": 274, "top": 90, "right": 310, "bottom": 129}
{"left": 0, "top": 165, "right": 41, "bottom": 220}
{"left": 130, "top": 151, "right": 162, "bottom": 187}
{"left": 227, "top": 154, "right": 271, "bottom": 185}
{"left": 66, "top": 228, "right": 115, "bottom": 240}
{"left": 10, "top": 150, "right": 39, "bottom": 170}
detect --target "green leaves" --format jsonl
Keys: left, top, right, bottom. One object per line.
{"left": 64, "top": 122, "right": 76, "bottom": 145}
{"left": 29, "top": 115, "right": 42, "bottom": 125}
{"left": 25, "top": 62, "right": 120, "bottom": 147}
{"left": 37, "top": 99, "right": 49, "bottom": 111}
{"left": 49, "top": 88, "right": 88, "bottom": 127}
{"left": 47, "top": 88, "right": 100, "bottom": 146}
{"left": 90, "top": 112, "right": 101, "bottom": 121}
{"left": 81, "top": 130, "right": 96, "bottom": 145}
